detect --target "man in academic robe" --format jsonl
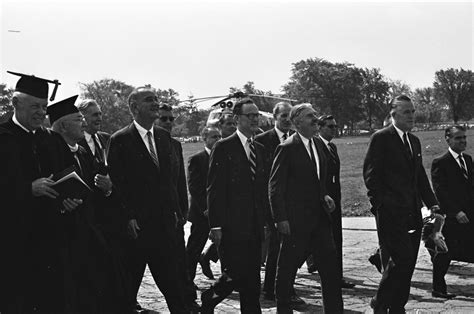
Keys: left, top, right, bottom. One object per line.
{"left": 0, "top": 71, "right": 81, "bottom": 313}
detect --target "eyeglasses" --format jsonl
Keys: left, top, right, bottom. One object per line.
{"left": 159, "top": 116, "right": 175, "bottom": 122}
{"left": 240, "top": 113, "right": 260, "bottom": 120}
{"left": 326, "top": 125, "right": 338, "bottom": 129}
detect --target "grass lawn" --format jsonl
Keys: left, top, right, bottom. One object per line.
{"left": 181, "top": 129, "right": 474, "bottom": 217}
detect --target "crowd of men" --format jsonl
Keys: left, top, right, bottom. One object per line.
{"left": 0, "top": 71, "right": 472, "bottom": 314}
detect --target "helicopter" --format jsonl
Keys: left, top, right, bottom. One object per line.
{"left": 179, "top": 91, "right": 297, "bottom": 131}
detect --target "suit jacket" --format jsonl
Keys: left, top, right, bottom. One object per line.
{"left": 269, "top": 132, "right": 329, "bottom": 232}
{"left": 207, "top": 132, "right": 267, "bottom": 240}
{"left": 108, "top": 123, "right": 179, "bottom": 246}
{"left": 431, "top": 151, "right": 474, "bottom": 220}
{"left": 315, "top": 137, "right": 341, "bottom": 203}
{"left": 78, "top": 131, "right": 111, "bottom": 160}
{"left": 187, "top": 149, "right": 209, "bottom": 224}
{"left": 170, "top": 138, "right": 188, "bottom": 220}
{"left": 363, "top": 125, "right": 437, "bottom": 215}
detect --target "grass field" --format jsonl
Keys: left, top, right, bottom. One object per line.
{"left": 181, "top": 129, "right": 474, "bottom": 217}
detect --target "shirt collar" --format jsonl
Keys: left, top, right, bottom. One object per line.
{"left": 84, "top": 131, "right": 93, "bottom": 143}
{"left": 298, "top": 132, "right": 312, "bottom": 146}
{"left": 134, "top": 120, "right": 154, "bottom": 139}
{"left": 274, "top": 127, "right": 287, "bottom": 141}
{"left": 236, "top": 129, "right": 251, "bottom": 147}
{"left": 68, "top": 143, "right": 79, "bottom": 153}
{"left": 393, "top": 124, "right": 407, "bottom": 140}
{"left": 12, "top": 114, "right": 33, "bottom": 133}
{"left": 204, "top": 147, "right": 211, "bottom": 155}
{"left": 319, "top": 135, "right": 330, "bottom": 146}
{"left": 448, "top": 147, "right": 461, "bottom": 160}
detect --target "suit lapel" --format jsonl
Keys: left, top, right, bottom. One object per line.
{"left": 446, "top": 151, "right": 469, "bottom": 181}
{"left": 294, "top": 133, "right": 319, "bottom": 179}
{"left": 130, "top": 123, "right": 160, "bottom": 173}
{"left": 389, "top": 126, "right": 414, "bottom": 164}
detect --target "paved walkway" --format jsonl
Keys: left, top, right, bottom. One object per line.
{"left": 138, "top": 217, "right": 474, "bottom": 313}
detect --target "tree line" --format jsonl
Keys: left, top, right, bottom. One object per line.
{"left": 1, "top": 60, "right": 473, "bottom": 136}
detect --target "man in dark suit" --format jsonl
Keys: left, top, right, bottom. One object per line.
{"left": 156, "top": 103, "right": 200, "bottom": 311}
{"left": 269, "top": 103, "right": 343, "bottom": 313}
{"left": 186, "top": 127, "right": 221, "bottom": 282}
{"left": 108, "top": 86, "right": 185, "bottom": 313}
{"left": 430, "top": 125, "right": 474, "bottom": 299}
{"left": 363, "top": 95, "right": 439, "bottom": 313}
{"left": 218, "top": 113, "right": 237, "bottom": 138}
{"left": 201, "top": 98, "right": 268, "bottom": 313}
{"left": 314, "top": 115, "right": 355, "bottom": 289}
{"left": 255, "top": 101, "right": 299, "bottom": 303}
{"left": 0, "top": 72, "right": 81, "bottom": 313}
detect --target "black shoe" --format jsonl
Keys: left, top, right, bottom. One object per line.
{"left": 200, "top": 288, "right": 217, "bottom": 313}
{"left": 263, "top": 291, "right": 276, "bottom": 301}
{"left": 341, "top": 279, "right": 356, "bottom": 289}
{"left": 431, "top": 290, "right": 456, "bottom": 299}
{"left": 290, "top": 294, "right": 306, "bottom": 306}
{"left": 369, "top": 253, "right": 382, "bottom": 273}
{"left": 199, "top": 254, "right": 214, "bottom": 280}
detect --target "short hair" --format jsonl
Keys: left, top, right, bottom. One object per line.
{"left": 159, "top": 103, "right": 172, "bottom": 112}
{"left": 390, "top": 95, "right": 412, "bottom": 110}
{"left": 218, "top": 113, "right": 234, "bottom": 125}
{"left": 273, "top": 101, "right": 291, "bottom": 116}
{"left": 77, "top": 99, "right": 99, "bottom": 113}
{"left": 318, "top": 114, "right": 334, "bottom": 127}
{"left": 127, "top": 86, "right": 156, "bottom": 108}
{"left": 233, "top": 98, "right": 254, "bottom": 115}
{"left": 289, "top": 103, "right": 313, "bottom": 123}
{"left": 201, "top": 126, "right": 220, "bottom": 138}
{"left": 445, "top": 125, "right": 466, "bottom": 139}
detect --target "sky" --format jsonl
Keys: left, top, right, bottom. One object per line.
{"left": 1, "top": 0, "right": 472, "bottom": 108}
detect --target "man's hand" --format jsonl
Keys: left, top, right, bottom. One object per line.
{"left": 209, "top": 229, "right": 222, "bottom": 247}
{"left": 62, "top": 198, "right": 82, "bottom": 213}
{"left": 456, "top": 211, "right": 470, "bottom": 224}
{"left": 32, "top": 174, "right": 58, "bottom": 198}
{"left": 276, "top": 220, "right": 291, "bottom": 235}
{"left": 324, "top": 195, "right": 336, "bottom": 213}
{"left": 432, "top": 232, "right": 448, "bottom": 252}
{"left": 94, "top": 174, "right": 112, "bottom": 193}
{"left": 127, "top": 219, "right": 141, "bottom": 239}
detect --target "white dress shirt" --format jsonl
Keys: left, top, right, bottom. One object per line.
{"left": 236, "top": 129, "right": 252, "bottom": 160}
{"left": 298, "top": 133, "right": 320, "bottom": 179}
{"left": 393, "top": 124, "right": 412, "bottom": 153}
{"left": 133, "top": 120, "right": 157, "bottom": 155}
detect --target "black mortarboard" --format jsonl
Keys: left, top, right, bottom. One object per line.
{"left": 47, "top": 95, "right": 79, "bottom": 125}
{"left": 7, "top": 70, "right": 61, "bottom": 101}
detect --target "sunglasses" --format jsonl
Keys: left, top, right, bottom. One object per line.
{"left": 326, "top": 125, "right": 338, "bottom": 129}
{"left": 159, "top": 116, "right": 175, "bottom": 122}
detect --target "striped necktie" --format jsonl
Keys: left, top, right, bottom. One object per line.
{"left": 248, "top": 137, "right": 257, "bottom": 181}
{"left": 92, "top": 134, "right": 103, "bottom": 162}
{"left": 146, "top": 131, "right": 160, "bottom": 170}
{"left": 459, "top": 154, "right": 468, "bottom": 180}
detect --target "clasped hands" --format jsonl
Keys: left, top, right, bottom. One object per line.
{"left": 32, "top": 175, "right": 82, "bottom": 213}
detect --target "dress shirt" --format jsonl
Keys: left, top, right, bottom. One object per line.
{"left": 133, "top": 120, "right": 157, "bottom": 156}
{"left": 274, "top": 127, "right": 289, "bottom": 144}
{"left": 204, "top": 147, "right": 211, "bottom": 156}
{"left": 84, "top": 131, "right": 102, "bottom": 156}
{"left": 448, "top": 147, "right": 466, "bottom": 170}
{"left": 319, "top": 135, "right": 331, "bottom": 151}
{"left": 299, "top": 133, "right": 320, "bottom": 179}
{"left": 393, "top": 124, "right": 412, "bottom": 154}
{"left": 236, "top": 129, "right": 252, "bottom": 160}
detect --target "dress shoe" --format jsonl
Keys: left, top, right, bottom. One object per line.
{"left": 341, "top": 279, "right": 356, "bottom": 289}
{"left": 199, "top": 254, "right": 214, "bottom": 280}
{"left": 431, "top": 290, "right": 456, "bottom": 299}
{"left": 369, "top": 253, "right": 382, "bottom": 273}
{"left": 200, "top": 288, "right": 217, "bottom": 313}
{"left": 290, "top": 294, "right": 306, "bottom": 306}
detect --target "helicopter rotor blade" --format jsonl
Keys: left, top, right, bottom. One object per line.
{"left": 247, "top": 94, "right": 297, "bottom": 102}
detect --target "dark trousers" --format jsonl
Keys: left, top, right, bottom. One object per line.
{"left": 176, "top": 224, "right": 197, "bottom": 302}
{"left": 332, "top": 205, "right": 343, "bottom": 276}
{"left": 275, "top": 217, "right": 343, "bottom": 313}
{"left": 263, "top": 225, "right": 279, "bottom": 295}
{"left": 373, "top": 210, "right": 421, "bottom": 313}
{"left": 125, "top": 238, "right": 185, "bottom": 313}
{"left": 186, "top": 218, "right": 219, "bottom": 281}
{"left": 203, "top": 235, "right": 262, "bottom": 313}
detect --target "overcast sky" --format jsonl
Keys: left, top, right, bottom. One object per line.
{"left": 1, "top": 0, "right": 472, "bottom": 108}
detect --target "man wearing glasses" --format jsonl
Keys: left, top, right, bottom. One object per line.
{"left": 201, "top": 98, "right": 268, "bottom": 313}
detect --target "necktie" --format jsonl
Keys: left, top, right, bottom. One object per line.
{"left": 92, "top": 134, "right": 103, "bottom": 162}
{"left": 248, "top": 138, "right": 257, "bottom": 181}
{"left": 459, "top": 155, "right": 468, "bottom": 180}
{"left": 403, "top": 132, "right": 412, "bottom": 158}
{"left": 308, "top": 139, "right": 319, "bottom": 179}
{"left": 327, "top": 142, "right": 337, "bottom": 160}
{"left": 146, "top": 131, "right": 160, "bottom": 169}
{"left": 282, "top": 133, "right": 288, "bottom": 142}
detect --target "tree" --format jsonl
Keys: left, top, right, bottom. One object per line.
{"left": 359, "top": 68, "right": 390, "bottom": 130}
{"left": 229, "top": 81, "right": 277, "bottom": 113}
{"left": 412, "top": 87, "right": 443, "bottom": 124}
{"left": 388, "top": 79, "right": 413, "bottom": 99}
{"left": 283, "top": 58, "right": 364, "bottom": 135}
{"left": 0, "top": 83, "right": 14, "bottom": 123}
{"left": 433, "top": 68, "right": 474, "bottom": 123}
{"left": 79, "top": 78, "right": 135, "bottom": 134}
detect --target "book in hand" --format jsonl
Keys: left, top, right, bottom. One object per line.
{"left": 52, "top": 166, "right": 92, "bottom": 200}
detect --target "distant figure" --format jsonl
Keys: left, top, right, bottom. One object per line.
{"left": 201, "top": 98, "right": 268, "bottom": 313}
{"left": 186, "top": 127, "right": 221, "bottom": 283}
{"left": 218, "top": 113, "right": 237, "bottom": 138}
{"left": 269, "top": 104, "right": 343, "bottom": 313}
{"left": 363, "top": 95, "right": 439, "bottom": 313}
{"left": 430, "top": 125, "right": 474, "bottom": 299}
